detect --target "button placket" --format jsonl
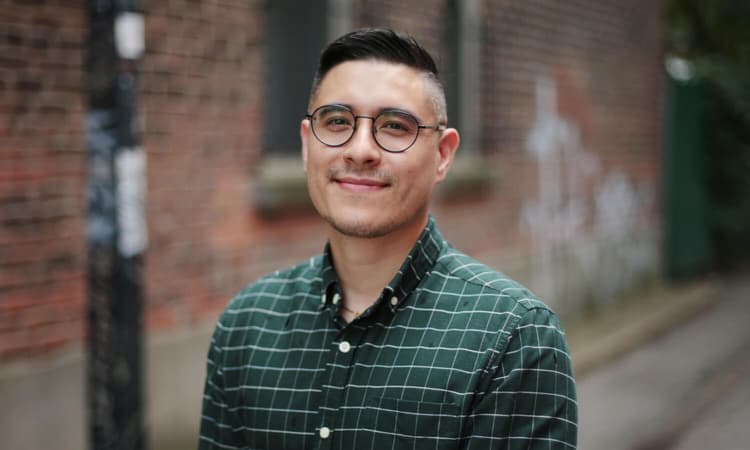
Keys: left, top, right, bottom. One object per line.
{"left": 316, "top": 327, "right": 362, "bottom": 449}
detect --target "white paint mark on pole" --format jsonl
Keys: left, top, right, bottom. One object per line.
{"left": 115, "top": 13, "right": 144, "bottom": 60}
{"left": 116, "top": 148, "right": 147, "bottom": 257}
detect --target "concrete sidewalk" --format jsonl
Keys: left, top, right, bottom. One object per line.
{"left": 572, "top": 273, "right": 750, "bottom": 450}
{"left": 3, "top": 273, "right": 746, "bottom": 449}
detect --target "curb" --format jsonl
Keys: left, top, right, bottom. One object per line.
{"left": 567, "top": 278, "right": 718, "bottom": 378}
{"left": 631, "top": 344, "right": 750, "bottom": 450}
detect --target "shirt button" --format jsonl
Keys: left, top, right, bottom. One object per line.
{"left": 319, "top": 426, "right": 331, "bottom": 439}
{"left": 338, "top": 341, "right": 351, "bottom": 353}
{"left": 332, "top": 293, "right": 341, "bottom": 305}
{"left": 390, "top": 296, "right": 398, "bottom": 306}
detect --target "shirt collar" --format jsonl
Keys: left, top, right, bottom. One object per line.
{"left": 320, "top": 215, "right": 445, "bottom": 315}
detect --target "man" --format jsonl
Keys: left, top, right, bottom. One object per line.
{"left": 199, "top": 28, "right": 577, "bottom": 449}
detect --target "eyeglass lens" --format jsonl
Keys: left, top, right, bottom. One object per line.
{"left": 310, "top": 105, "right": 420, "bottom": 152}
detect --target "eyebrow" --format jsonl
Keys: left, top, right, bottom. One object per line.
{"left": 321, "top": 103, "right": 424, "bottom": 121}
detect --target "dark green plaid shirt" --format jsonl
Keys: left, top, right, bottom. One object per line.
{"left": 199, "top": 217, "right": 578, "bottom": 449}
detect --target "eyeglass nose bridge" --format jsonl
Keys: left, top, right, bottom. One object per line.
{"left": 335, "top": 114, "right": 383, "bottom": 151}
{"left": 349, "top": 114, "right": 379, "bottom": 138}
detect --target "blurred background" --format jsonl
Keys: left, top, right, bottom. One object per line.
{"left": 1, "top": 0, "right": 748, "bottom": 449}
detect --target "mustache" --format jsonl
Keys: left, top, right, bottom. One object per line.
{"left": 327, "top": 167, "right": 396, "bottom": 184}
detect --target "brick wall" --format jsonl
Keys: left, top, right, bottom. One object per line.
{"left": 1, "top": 1, "right": 87, "bottom": 359}
{"left": 354, "top": 0, "right": 446, "bottom": 52}
{"left": 480, "top": 0, "right": 664, "bottom": 309}
{"left": 1, "top": 0, "right": 664, "bottom": 362}
{"left": 140, "top": 0, "right": 269, "bottom": 331}
{"left": 353, "top": 0, "right": 664, "bottom": 310}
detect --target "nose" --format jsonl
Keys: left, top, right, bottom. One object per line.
{"left": 342, "top": 117, "right": 382, "bottom": 167}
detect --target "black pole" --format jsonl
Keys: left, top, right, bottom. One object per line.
{"left": 85, "top": 1, "right": 146, "bottom": 449}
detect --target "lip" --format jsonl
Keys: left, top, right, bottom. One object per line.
{"left": 334, "top": 176, "right": 390, "bottom": 192}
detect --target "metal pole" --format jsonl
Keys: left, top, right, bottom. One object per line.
{"left": 85, "top": 1, "right": 147, "bottom": 449}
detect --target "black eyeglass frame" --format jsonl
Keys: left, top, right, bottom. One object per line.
{"left": 304, "top": 104, "right": 446, "bottom": 153}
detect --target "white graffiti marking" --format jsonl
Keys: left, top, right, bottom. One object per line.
{"left": 521, "top": 75, "right": 657, "bottom": 309}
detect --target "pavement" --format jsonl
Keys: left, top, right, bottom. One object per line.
{"left": 2, "top": 271, "right": 747, "bottom": 450}
{"left": 570, "top": 272, "right": 750, "bottom": 450}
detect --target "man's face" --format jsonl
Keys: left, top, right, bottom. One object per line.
{"left": 301, "top": 59, "right": 459, "bottom": 239}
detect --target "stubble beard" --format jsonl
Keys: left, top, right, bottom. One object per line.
{"left": 311, "top": 168, "right": 427, "bottom": 239}
{"left": 323, "top": 212, "right": 399, "bottom": 239}
{"left": 320, "top": 206, "right": 429, "bottom": 239}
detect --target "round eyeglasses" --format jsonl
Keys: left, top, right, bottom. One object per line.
{"left": 305, "top": 104, "right": 445, "bottom": 153}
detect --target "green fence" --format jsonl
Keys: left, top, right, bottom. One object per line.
{"left": 663, "top": 75, "right": 713, "bottom": 278}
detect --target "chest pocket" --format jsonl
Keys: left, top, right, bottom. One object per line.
{"left": 345, "top": 396, "right": 461, "bottom": 450}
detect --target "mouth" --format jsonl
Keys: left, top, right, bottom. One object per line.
{"left": 333, "top": 176, "right": 391, "bottom": 192}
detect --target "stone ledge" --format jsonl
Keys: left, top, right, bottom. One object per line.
{"left": 568, "top": 277, "right": 718, "bottom": 378}
{"left": 253, "top": 157, "right": 313, "bottom": 217}
{"left": 253, "top": 155, "right": 497, "bottom": 217}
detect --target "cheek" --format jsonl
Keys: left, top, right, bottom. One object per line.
{"left": 406, "top": 155, "right": 436, "bottom": 182}
{"left": 306, "top": 152, "right": 330, "bottom": 177}
{"left": 304, "top": 158, "right": 325, "bottom": 191}
{"left": 399, "top": 165, "right": 433, "bottom": 197}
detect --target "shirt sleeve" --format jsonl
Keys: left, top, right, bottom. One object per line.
{"left": 461, "top": 307, "right": 578, "bottom": 449}
{"left": 198, "top": 321, "right": 246, "bottom": 449}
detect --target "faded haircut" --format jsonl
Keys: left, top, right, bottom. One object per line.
{"left": 309, "top": 28, "right": 448, "bottom": 124}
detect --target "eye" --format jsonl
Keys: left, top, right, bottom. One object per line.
{"left": 377, "top": 112, "right": 416, "bottom": 135}
{"left": 315, "top": 107, "right": 354, "bottom": 131}
{"left": 381, "top": 120, "right": 409, "bottom": 131}
{"left": 326, "top": 116, "right": 352, "bottom": 127}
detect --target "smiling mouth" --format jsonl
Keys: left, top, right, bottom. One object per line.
{"left": 334, "top": 176, "right": 390, "bottom": 192}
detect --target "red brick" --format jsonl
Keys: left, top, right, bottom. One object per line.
{"left": 1, "top": 0, "right": 664, "bottom": 361}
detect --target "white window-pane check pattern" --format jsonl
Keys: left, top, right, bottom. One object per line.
{"left": 199, "top": 217, "right": 578, "bottom": 449}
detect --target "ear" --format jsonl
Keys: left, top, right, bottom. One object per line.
{"left": 300, "top": 119, "right": 310, "bottom": 173}
{"left": 435, "top": 127, "right": 460, "bottom": 183}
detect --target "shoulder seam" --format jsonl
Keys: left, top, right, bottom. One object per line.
{"left": 435, "top": 249, "right": 552, "bottom": 314}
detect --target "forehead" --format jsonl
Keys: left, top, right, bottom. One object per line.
{"left": 312, "top": 60, "right": 432, "bottom": 115}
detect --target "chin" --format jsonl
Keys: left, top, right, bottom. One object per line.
{"left": 327, "top": 215, "right": 396, "bottom": 239}
{"left": 322, "top": 205, "right": 428, "bottom": 240}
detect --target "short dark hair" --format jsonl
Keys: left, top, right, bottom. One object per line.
{"left": 309, "top": 28, "right": 447, "bottom": 121}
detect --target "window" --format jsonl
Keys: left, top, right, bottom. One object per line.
{"left": 264, "top": 0, "right": 329, "bottom": 155}
{"left": 444, "top": 0, "right": 481, "bottom": 153}
{"left": 439, "top": 0, "right": 494, "bottom": 200}
{"left": 256, "top": 0, "right": 353, "bottom": 216}
{"left": 255, "top": 0, "right": 491, "bottom": 214}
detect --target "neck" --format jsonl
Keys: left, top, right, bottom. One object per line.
{"left": 328, "top": 217, "right": 427, "bottom": 312}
